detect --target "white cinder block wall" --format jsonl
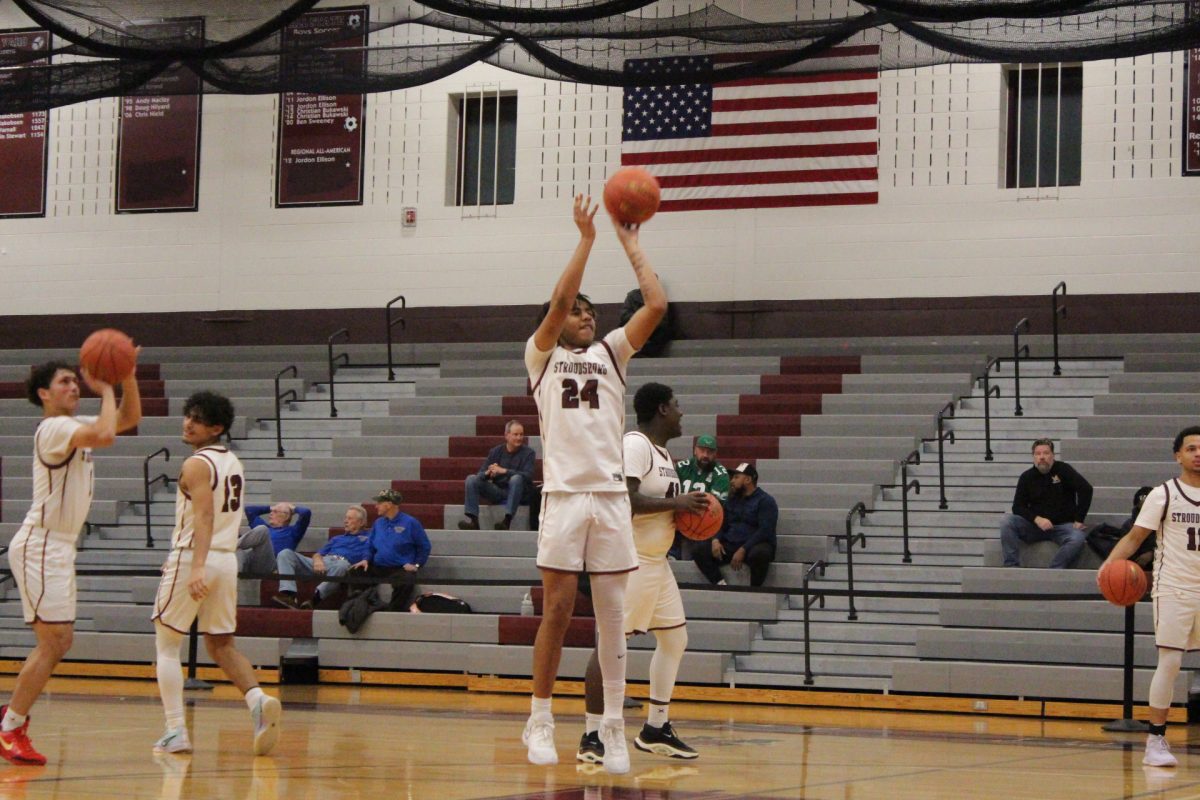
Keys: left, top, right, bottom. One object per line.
{"left": 1, "top": 2, "right": 1198, "bottom": 317}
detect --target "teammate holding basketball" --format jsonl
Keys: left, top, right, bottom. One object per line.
{"left": 151, "top": 392, "right": 281, "bottom": 756}
{"left": 1099, "top": 425, "right": 1200, "bottom": 768}
{"left": 0, "top": 359, "right": 141, "bottom": 764}
{"left": 521, "top": 195, "right": 667, "bottom": 772}
{"left": 578, "top": 382, "right": 707, "bottom": 766}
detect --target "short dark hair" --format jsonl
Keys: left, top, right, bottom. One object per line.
{"left": 537, "top": 293, "right": 595, "bottom": 326}
{"left": 1174, "top": 426, "right": 1200, "bottom": 453}
{"left": 26, "top": 360, "right": 73, "bottom": 407}
{"left": 633, "top": 382, "right": 673, "bottom": 425}
{"left": 182, "top": 391, "right": 235, "bottom": 437}
{"left": 1031, "top": 438, "right": 1055, "bottom": 453}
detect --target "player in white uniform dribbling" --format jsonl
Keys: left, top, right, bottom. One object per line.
{"left": 1101, "top": 425, "right": 1200, "bottom": 768}
{"left": 521, "top": 195, "right": 669, "bottom": 773}
{"left": 578, "top": 382, "right": 708, "bottom": 767}
{"left": 1, "top": 359, "right": 141, "bottom": 765}
{"left": 150, "top": 391, "right": 281, "bottom": 757}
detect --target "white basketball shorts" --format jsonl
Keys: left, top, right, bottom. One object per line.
{"left": 8, "top": 525, "right": 78, "bottom": 624}
{"left": 624, "top": 556, "right": 685, "bottom": 635}
{"left": 537, "top": 491, "right": 636, "bottom": 574}
{"left": 152, "top": 549, "right": 238, "bottom": 636}
{"left": 1153, "top": 589, "right": 1200, "bottom": 651}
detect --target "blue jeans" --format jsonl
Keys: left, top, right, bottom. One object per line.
{"left": 464, "top": 473, "right": 526, "bottom": 517}
{"left": 276, "top": 550, "right": 352, "bottom": 598}
{"left": 999, "top": 514, "right": 1087, "bottom": 568}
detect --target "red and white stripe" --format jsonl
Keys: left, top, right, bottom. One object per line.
{"left": 621, "top": 46, "right": 880, "bottom": 212}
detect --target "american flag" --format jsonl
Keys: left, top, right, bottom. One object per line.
{"left": 621, "top": 47, "right": 879, "bottom": 211}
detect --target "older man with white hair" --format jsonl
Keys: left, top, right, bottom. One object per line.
{"left": 238, "top": 501, "right": 313, "bottom": 575}
{"left": 273, "top": 506, "right": 371, "bottom": 609}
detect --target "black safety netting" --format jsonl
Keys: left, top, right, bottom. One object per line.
{"left": 0, "top": 0, "right": 1198, "bottom": 113}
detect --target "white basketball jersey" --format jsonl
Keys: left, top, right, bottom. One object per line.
{"left": 526, "top": 328, "right": 636, "bottom": 493}
{"left": 1138, "top": 479, "right": 1200, "bottom": 597}
{"left": 171, "top": 446, "right": 244, "bottom": 553}
{"left": 624, "top": 431, "right": 681, "bottom": 559}
{"left": 21, "top": 415, "right": 96, "bottom": 536}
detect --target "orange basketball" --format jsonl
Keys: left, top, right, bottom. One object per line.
{"left": 675, "top": 493, "right": 724, "bottom": 541}
{"left": 1098, "top": 559, "right": 1148, "bottom": 607}
{"left": 603, "top": 167, "right": 661, "bottom": 225}
{"left": 79, "top": 328, "right": 136, "bottom": 385}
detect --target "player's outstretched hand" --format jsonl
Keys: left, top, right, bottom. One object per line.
{"left": 573, "top": 194, "right": 598, "bottom": 239}
{"left": 675, "top": 491, "right": 710, "bottom": 515}
{"left": 612, "top": 215, "right": 640, "bottom": 250}
{"left": 80, "top": 368, "right": 112, "bottom": 397}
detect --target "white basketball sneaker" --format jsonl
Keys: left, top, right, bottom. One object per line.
{"left": 523, "top": 714, "right": 558, "bottom": 765}
{"left": 599, "top": 720, "right": 630, "bottom": 774}
{"left": 1144, "top": 734, "right": 1178, "bottom": 767}
{"left": 251, "top": 695, "right": 282, "bottom": 756}
{"left": 152, "top": 727, "right": 192, "bottom": 754}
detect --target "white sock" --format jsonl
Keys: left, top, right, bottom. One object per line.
{"left": 648, "top": 703, "right": 669, "bottom": 728}
{"left": 245, "top": 687, "right": 265, "bottom": 712}
{"left": 589, "top": 572, "right": 630, "bottom": 721}
{"left": 585, "top": 712, "right": 602, "bottom": 735}
{"left": 717, "top": 579, "right": 728, "bottom": 586}
{"left": 1, "top": 708, "right": 26, "bottom": 733}
{"left": 530, "top": 696, "right": 552, "bottom": 719}
{"left": 154, "top": 626, "right": 186, "bottom": 730}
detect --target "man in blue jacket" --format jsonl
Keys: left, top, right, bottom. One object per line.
{"left": 352, "top": 489, "right": 432, "bottom": 608}
{"left": 239, "top": 502, "right": 313, "bottom": 575}
{"left": 692, "top": 463, "right": 777, "bottom": 587}
{"left": 273, "top": 505, "right": 372, "bottom": 609}
{"left": 458, "top": 420, "right": 536, "bottom": 531}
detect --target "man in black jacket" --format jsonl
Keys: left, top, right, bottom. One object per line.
{"left": 1000, "top": 438, "right": 1093, "bottom": 568}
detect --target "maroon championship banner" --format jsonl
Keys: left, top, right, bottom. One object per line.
{"left": 276, "top": 6, "right": 368, "bottom": 207}
{"left": 0, "top": 29, "right": 50, "bottom": 218}
{"left": 116, "top": 20, "right": 203, "bottom": 213}
{"left": 1187, "top": 46, "right": 1200, "bottom": 175}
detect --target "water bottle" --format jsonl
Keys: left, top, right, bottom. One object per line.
{"left": 520, "top": 592, "right": 534, "bottom": 616}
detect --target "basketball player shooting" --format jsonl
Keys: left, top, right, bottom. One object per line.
{"left": 521, "top": 195, "right": 668, "bottom": 772}
{"left": 578, "top": 382, "right": 708, "bottom": 767}
{"left": 1098, "top": 425, "right": 1200, "bottom": 768}
{"left": 1, "top": 358, "right": 141, "bottom": 765}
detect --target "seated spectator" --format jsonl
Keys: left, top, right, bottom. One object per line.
{"left": 620, "top": 282, "right": 676, "bottom": 358}
{"left": 693, "top": 463, "right": 777, "bottom": 587}
{"left": 1000, "top": 438, "right": 1093, "bottom": 569}
{"left": 273, "top": 505, "right": 372, "bottom": 610}
{"left": 458, "top": 420, "right": 536, "bottom": 531}
{"left": 239, "top": 502, "right": 312, "bottom": 576}
{"left": 352, "top": 489, "right": 432, "bottom": 609}
{"left": 669, "top": 434, "right": 731, "bottom": 559}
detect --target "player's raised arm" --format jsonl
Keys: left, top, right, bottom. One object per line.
{"left": 70, "top": 371, "right": 118, "bottom": 450}
{"left": 532, "top": 195, "right": 598, "bottom": 352}
{"left": 115, "top": 348, "right": 143, "bottom": 433}
{"left": 613, "top": 219, "right": 666, "bottom": 352}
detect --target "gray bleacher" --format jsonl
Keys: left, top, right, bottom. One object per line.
{"left": 1, "top": 334, "right": 1199, "bottom": 706}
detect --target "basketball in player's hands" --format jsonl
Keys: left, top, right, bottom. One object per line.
{"left": 604, "top": 167, "right": 661, "bottom": 226}
{"left": 1098, "top": 559, "right": 1147, "bottom": 606}
{"left": 676, "top": 493, "right": 724, "bottom": 541}
{"left": 79, "top": 328, "right": 137, "bottom": 385}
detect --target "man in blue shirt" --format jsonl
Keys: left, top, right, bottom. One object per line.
{"left": 273, "top": 505, "right": 372, "bottom": 610}
{"left": 458, "top": 420, "right": 537, "bottom": 531}
{"left": 352, "top": 489, "right": 432, "bottom": 609}
{"left": 239, "top": 501, "right": 312, "bottom": 576}
{"left": 692, "top": 463, "right": 777, "bottom": 587}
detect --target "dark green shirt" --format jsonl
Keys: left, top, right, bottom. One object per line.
{"left": 674, "top": 458, "right": 730, "bottom": 501}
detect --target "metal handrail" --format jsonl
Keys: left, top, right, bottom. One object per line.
{"left": 801, "top": 559, "right": 827, "bottom": 685}
{"left": 897, "top": 449, "right": 921, "bottom": 563}
{"left": 1012, "top": 317, "right": 1031, "bottom": 416}
{"left": 273, "top": 365, "right": 299, "bottom": 457}
{"left": 1051, "top": 282, "right": 1067, "bottom": 377}
{"left": 840, "top": 502, "right": 868, "bottom": 621}
{"left": 327, "top": 328, "right": 350, "bottom": 418}
{"left": 142, "top": 447, "right": 171, "bottom": 548}
{"left": 935, "top": 401, "right": 956, "bottom": 510}
{"left": 981, "top": 357, "right": 1002, "bottom": 462}
{"left": 385, "top": 294, "right": 407, "bottom": 381}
